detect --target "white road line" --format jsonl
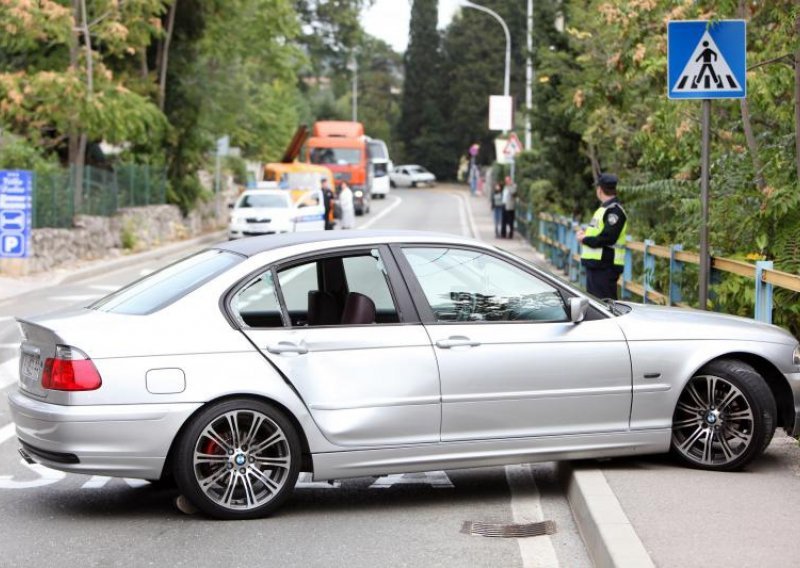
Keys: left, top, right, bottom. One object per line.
{"left": 451, "top": 191, "right": 479, "bottom": 239}
{"left": 49, "top": 294, "right": 101, "bottom": 303}
{"left": 88, "top": 285, "right": 120, "bottom": 292}
{"left": 505, "top": 464, "right": 560, "bottom": 568}
{"left": 0, "top": 422, "right": 16, "bottom": 445}
{"left": 0, "top": 357, "right": 18, "bottom": 388}
{"left": 357, "top": 195, "right": 403, "bottom": 230}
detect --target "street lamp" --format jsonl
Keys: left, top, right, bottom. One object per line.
{"left": 461, "top": 1, "right": 511, "bottom": 99}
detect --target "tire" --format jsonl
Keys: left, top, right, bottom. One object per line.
{"left": 389, "top": 180, "right": 396, "bottom": 188}
{"left": 670, "top": 359, "right": 776, "bottom": 471}
{"left": 411, "top": 181, "right": 417, "bottom": 188}
{"left": 174, "top": 398, "right": 301, "bottom": 520}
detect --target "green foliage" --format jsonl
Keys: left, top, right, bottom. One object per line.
{"left": 399, "top": 0, "right": 451, "bottom": 177}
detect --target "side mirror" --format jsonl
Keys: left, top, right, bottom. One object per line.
{"left": 568, "top": 297, "right": 589, "bottom": 324}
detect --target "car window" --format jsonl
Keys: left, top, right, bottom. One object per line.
{"left": 232, "top": 271, "right": 284, "bottom": 328}
{"left": 273, "top": 251, "right": 400, "bottom": 327}
{"left": 309, "top": 147, "right": 361, "bottom": 166}
{"left": 92, "top": 250, "right": 243, "bottom": 315}
{"left": 402, "top": 247, "right": 568, "bottom": 323}
{"left": 237, "top": 194, "right": 289, "bottom": 208}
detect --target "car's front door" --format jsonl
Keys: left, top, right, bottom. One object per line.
{"left": 396, "top": 245, "right": 632, "bottom": 442}
{"left": 234, "top": 247, "right": 440, "bottom": 447}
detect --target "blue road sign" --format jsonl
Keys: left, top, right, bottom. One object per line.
{"left": 668, "top": 20, "right": 746, "bottom": 100}
{"left": 0, "top": 170, "right": 33, "bottom": 258}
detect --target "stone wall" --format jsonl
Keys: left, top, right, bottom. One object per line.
{"left": 0, "top": 197, "right": 227, "bottom": 276}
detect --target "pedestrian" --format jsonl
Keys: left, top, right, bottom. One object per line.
{"left": 491, "top": 182, "right": 504, "bottom": 237}
{"left": 576, "top": 173, "right": 628, "bottom": 300}
{"left": 321, "top": 177, "right": 335, "bottom": 230}
{"left": 500, "top": 176, "right": 516, "bottom": 238}
{"left": 338, "top": 182, "right": 355, "bottom": 230}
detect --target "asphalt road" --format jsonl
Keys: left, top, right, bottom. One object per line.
{"left": 0, "top": 186, "right": 591, "bottom": 568}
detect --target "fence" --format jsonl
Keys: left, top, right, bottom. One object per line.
{"left": 517, "top": 206, "right": 800, "bottom": 326}
{"left": 34, "top": 164, "right": 168, "bottom": 228}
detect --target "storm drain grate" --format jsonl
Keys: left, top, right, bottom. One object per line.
{"left": 461, "top": 520, "right": 557, "bottom": 538}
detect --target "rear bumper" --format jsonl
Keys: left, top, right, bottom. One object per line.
{"left": 7, "top": 389, "right": 201, "bottom": 479}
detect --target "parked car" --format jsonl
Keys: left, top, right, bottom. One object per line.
{"left": 390, "top": 165, "right": 436, "bottom": 188}
{"left": 369, "top": 158, "right": 391, "bottom": 199}
{"left": 228, "top": 189, "right": 324, "bottom": 239}
{"left": 8, "top": 231, "right": 800, "bottom": 520}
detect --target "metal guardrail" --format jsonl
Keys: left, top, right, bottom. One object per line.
{"left": 516, "top": 207, "right": 800, "bottom": 325}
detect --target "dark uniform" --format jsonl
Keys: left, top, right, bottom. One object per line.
{"left": 321, "top": 183, "right": 335, "bottom": 230}
{"left": 580, "top": 174, "right": 628, "bottom": 300}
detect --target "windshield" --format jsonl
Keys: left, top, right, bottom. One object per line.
{"left": 91, "top": 250, "right": 243, "bottom": 315}
{"left": 409, "top": 166, "right": 428, "bottom": 174}
{"left": 368, "top": 141, "right": 388, "bottom": 160}
{"left": 237, "top": 194, "right": 290, "bottom": 208}
{"left": 310, "top": 147, "right": 362, "bottom": 166}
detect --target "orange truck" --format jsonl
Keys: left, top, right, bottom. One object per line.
{"left": 306, "top": 121, "right": 370, "bottom": 215}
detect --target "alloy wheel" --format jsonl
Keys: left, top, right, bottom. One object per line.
{"left": 192, "top": 409, "right": 292, "bottom": 511}
{"left": 672, "top": 374, "right": 754, "bottom": 467}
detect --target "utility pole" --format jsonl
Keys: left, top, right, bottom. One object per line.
{"left": 349, "top": 54, "right": 358, "bottom": 122}
{"left": 525, "top": 0, "right": 533, "bottom": 150}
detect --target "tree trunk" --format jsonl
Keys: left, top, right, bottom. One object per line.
{"left": 586, "top": 143, "right": 601, "bottom": 182}
{"left": 140, "top": 49, "right": 149, "bottom": 80}
{"left": 737, "top": 0, "right": 767, "bottom": 192}
{"left": 795, "top": 9, "right": 800, "bottom": 182}
{"left": 68, "top": 0, "right": 84, "bottom": 215}
{"left": 157, "top": 0, "right": 178, "bottom": 112}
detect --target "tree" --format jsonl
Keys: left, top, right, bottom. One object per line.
{"left": 399, "top": 0, "right": 450, "bottom": 177}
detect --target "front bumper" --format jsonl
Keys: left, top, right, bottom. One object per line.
{"left": 786, "top": 371, "right": 800, "bottom": 436}
{"left": 7, "top": 389, "right": 201, "bottom": 479}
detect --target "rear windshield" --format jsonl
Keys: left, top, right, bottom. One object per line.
{"left": 90, "top": 250, "right": 243, "bottom": 315}
{"left": 238, "top": 194, "right": 289, "bottom": 208}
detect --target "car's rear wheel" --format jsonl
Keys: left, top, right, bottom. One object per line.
{"left": 174, "top": 399, "right": 300, "bottom": 520}
{"left": 671, "top": 360, "right": 776, "bottom": 471}
{"left": 411, "top": 181, "right": 417, "bottom": 188}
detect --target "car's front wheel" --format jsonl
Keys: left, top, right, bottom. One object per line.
{"left": 671, "top": 360, "right": 776, "bottom": 471}
{"left": 174, "top": 399, "right": 301, "bottom": 519}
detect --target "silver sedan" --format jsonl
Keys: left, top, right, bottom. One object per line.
{"left": 8, "top": 231, "right": 800, "bottom": 519}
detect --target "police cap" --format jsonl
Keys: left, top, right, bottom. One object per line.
{"left": 597, "top": 173, "right": 618, "bottom": 190}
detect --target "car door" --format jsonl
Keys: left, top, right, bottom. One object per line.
{"left": 234, "top": 246, "right": 440, "bottom": 448}
{"left": 394, "top": 245, "right": 632, "bottom": 442}
{"left": 395, "top": 168, "right": 409, "bottom": 186}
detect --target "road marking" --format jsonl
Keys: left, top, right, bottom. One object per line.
{"left": 370, "top": 470, "right": 454, "bottom": 489}
{"left": 49, "top": 294, "right": 101, "bottom": 303}
{"left": 0, "top": 459, "right": 66, "bottom": 489}
{"left": 0, "top": 357, "right": 18, "bottom": 388}
{"left": 88, "top": 285, "right": 120, "bottom": 292}
{"left": 81, "top": 476, "right": 149, "bottom": 489}
{"left": 505, "top": 464, "right": 560, "bottom": 568}
{"left": 357, "top": 195, "right": 403, "bottom": 230}
{"left": 295, "top": 472, "right": 341, "bottom": 489}
{"left": 0, "top": 422, "right": 16, "bottom": 445}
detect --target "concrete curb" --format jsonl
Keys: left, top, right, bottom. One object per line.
{"left": 560, "top": 463, "right": 655, "bottom": 568}
{"left": 59, "top": 230, "right": 226, "bottom": 284}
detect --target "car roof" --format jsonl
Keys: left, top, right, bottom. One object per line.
{"left": 213, "top": 230, "right": 479, "bottom": 258}
{"left": 241, "top": 189, "right": 290, "bottom": 197}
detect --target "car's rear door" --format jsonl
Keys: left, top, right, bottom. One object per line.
{"left": 394, "top": 244, "right": 632, "bottom": 442}
{"left": 234, "top": 246, "right": 440, "bottom": 448}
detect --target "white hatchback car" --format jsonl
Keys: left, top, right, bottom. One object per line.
{"left": 228, "top": 189, "right": 325, "bottom": 239}
{"left": 390, "top": 165, "right": 436, "bottom": 188}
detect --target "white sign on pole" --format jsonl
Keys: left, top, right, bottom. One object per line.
{"left": 488, "top": 95, "right": 513, "bottom": 131}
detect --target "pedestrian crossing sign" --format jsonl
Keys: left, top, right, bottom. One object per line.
{"left": 668, "top": 20, "right": 746, "bottom": 100}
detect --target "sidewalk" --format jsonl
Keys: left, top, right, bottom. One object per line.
{"left": 462, "top": 186, "right": 800, "bottom": 567}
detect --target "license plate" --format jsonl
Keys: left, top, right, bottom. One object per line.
{"left": 20, "top": 352, "right": 42, "bottom": 392}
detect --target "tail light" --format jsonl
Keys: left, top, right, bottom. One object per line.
{"left": 41, "top": 345, "right": 102, "bottom": 391}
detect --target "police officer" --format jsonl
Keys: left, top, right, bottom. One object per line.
{"left": 576, "top": 173, "right": 628, "bottom": 299}
{"left": 321, "top": 177, "right": 335, "bottom": 230}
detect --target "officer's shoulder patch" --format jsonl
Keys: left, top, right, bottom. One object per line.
{"left": 607, "top": 213, "right": 619, "bottom": 226}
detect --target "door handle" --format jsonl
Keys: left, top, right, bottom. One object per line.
{"left": 435, "top": 336, "right": 481, "bottom": 349}
{"left": 266, "top": 342, "right": 308, "bottom": 355}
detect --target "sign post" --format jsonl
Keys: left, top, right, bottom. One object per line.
{"left": 668, "top": 20, "right": 746, "bottom": 310}
{"left": 0, "top": 170, "right": 33, "bottom": 260}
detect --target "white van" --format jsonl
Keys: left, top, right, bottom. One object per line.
{"left": 369, "top": 159, "right": 391, "bottom": 199}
